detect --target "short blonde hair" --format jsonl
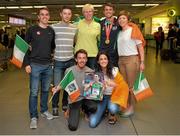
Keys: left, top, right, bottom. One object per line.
{"left": 82, "top": 4, "right": 94, "bottom": 12}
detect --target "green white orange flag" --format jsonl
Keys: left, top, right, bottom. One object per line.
{"left": 133, "top": 72, "right": 153, "bottom": 102}
{"left": 10, "top": 35, "right": 29, "bottom": 68}
{"left": 60, "top": 70, "right": 80, "bottom": 102}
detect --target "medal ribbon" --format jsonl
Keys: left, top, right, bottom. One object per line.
{"left": 105, "top": 22, "right": 112, "bottom": 41}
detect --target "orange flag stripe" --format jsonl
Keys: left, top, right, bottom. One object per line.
{"left": 135, "top": 87, "right": 153, "bottom": 102}
{"left": 69, "top": 89, "right": 81, "bottom": 102}
{"left": 10, "top": 56, "right": 22, "bottom": 68}
{"left": 111, "top": 71, "right": 129, "bottom": 109}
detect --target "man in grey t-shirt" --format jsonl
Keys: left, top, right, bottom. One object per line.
{"left": 52, "top": 49, "right": 97, "bottom": 131}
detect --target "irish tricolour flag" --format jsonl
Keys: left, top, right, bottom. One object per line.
{"left": 133, "top": 72, "right": 153, "bottom": 102}
{"left": 10, "top": 35, "right": 29, "bottom": 68}
{"left": 60, "top": 70, "right": 80, "bottom": 102}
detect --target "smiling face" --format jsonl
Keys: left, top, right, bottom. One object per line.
{"left": 75, "top": 52, "right": 88, "bottom": 69}
{"left": 103, "top": 5, "right": 114, "bottom": 19}
{"left": 38, "top": 8, "right": 50, "bottom": 26}
{"left": 118, "top": 15, "right": 129, "bottom": 28}
{"left": 98, "top": 54, "right": 109, "bottom": 69}
{"left": 83, "top": 9, "right": 94, "bottom": 21}
{"left": 60, "top": 8, "right": 72, "bottom": 23}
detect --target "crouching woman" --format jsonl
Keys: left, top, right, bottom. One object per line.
{"left": 89, "top": 51, "right": 129, "bottom": 128}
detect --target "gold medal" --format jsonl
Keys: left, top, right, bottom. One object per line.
{"left": 105, "top": 22, "right": 112, "bottom": 45}
{"left": 105, "top": 39, "right": 110, "bottom": 44}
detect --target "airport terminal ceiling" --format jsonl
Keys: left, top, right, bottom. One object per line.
{"left": 0, "top": 0, "right": 170, "bottom": 21}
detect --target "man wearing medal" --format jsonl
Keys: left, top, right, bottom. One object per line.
{"left": 99, "top": 3, "right": 121, "bottom": 67}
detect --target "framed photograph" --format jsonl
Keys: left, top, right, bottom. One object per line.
{"left": 83, "top": 72, "right": 104, "bottom": 101}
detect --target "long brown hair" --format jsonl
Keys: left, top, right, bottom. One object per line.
{"left": 95, "top": 51, "right": 113, "bottom": 79}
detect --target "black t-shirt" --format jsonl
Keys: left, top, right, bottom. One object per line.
{"left": 24, "top": 25, "right": 55, "bottom": 66}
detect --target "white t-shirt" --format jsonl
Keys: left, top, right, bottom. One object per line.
{"left": 117, "top": 27, "right": 142, "bottom": 56}
{"left": 103, "top": 67, "right": 119, "bottom": 95}
{"left": 103, "top": 75, "right": 114, "bottom": 95}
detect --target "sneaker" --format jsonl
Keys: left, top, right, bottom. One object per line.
{"left": 119, "top": 106, "right": 134, "bottom": 118}
{"left": 41, "top": 111, "right": 53, "bottom": 120}
{"left": 30, "top": 117, "right": 37, "bottom": 129}
{"left": 52, "top": 108, "right": 59, "bottom": 117}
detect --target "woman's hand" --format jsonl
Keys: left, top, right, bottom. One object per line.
{"left": 140, "top": 61, "right": 145, "bottom": 71}
{"left": 137, "top": 44, "right": 145, "bottom": 72}
{"left": 106, "top": 79, "right": 116, "bottom": 87}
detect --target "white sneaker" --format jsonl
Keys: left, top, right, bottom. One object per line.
{"left": 30, "top": 117, "right": 37, "bottom": 129}
{"left": 41, "top": 111, "right": 53, "bottom": 120}
{"left": 120, "top": 106, "right": 134, "bottom": 118}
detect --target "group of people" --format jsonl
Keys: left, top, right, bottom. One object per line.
{"left": 154, "top": 23, "right": 180, "bottom": 59}
{"left": 23, "top": 3, "right": 145, "bottom": 130}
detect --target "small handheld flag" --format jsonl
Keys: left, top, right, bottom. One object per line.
{"left": 10, "top": 34, "right": 29, "bottom": 68}
{"left": 60, "top": 70, "right": 80, "bottom": 102}
{"left": 133, "top": 72, "right": 153, "bottom": 101}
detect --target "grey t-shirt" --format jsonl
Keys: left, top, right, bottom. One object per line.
{"left": 65, "top": 65, "right": 93, "bottom": 103}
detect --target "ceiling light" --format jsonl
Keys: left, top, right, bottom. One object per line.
{"left": 6, "top": 6, "right": 19, "bottom": 9}
{"left": 0, "top": 7, "right": 6, "bottom": 9}
{"left": 131, "top": 4, "right": 145, "bottom": 7}
{"left": 146, "top": 4, "right": 159, "bottom": 7}
{"left": 75, "top": 5, "right": 84, "bottom": 8}
{"left": 20, "top": 6, "right": 33, "bottom": 9}
{"left": 75, "top": 4, "right": 102, "bottom": 8}
{"left": 33, "top": 6, "right": 47, "bottom": 8}
{"left": 92, "top": 4, "right": 103, "bottom": 7}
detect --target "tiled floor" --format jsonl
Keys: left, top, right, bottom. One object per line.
{"left": 0, "top": 48, "right": 180, "bottom": 135}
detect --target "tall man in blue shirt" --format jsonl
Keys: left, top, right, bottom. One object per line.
{"left": 99, "top": 3, "right": 120, "bottom": 67}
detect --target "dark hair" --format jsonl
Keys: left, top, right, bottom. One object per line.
{"left": 75, "top": 49, "right": 88, "bottom": 58}
{"left": 60, "top": 5, "right": 72, "bottom": 13}
{"left": 38, "top": 7, "right": 49, "bottom": 15}
{"left": 95, "top": 51, "right": 113, "bottom": 79}
{"left": 158, "top": 26, "right": 163, "bottom": 31}
{"left": 118, "top": 10, "right": 131, "bottom": 20}
{"left": 103, "top": 3, "right": 115, "bottom": 10}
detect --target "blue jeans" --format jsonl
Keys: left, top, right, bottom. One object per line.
{"left": 89, "top": 95, "right": 120, "bottom": 128}
{"left": 29, "top": 63, "right": 53, "bottom": 118}
{"left": 52, "top": 59, "right": 75, "bottom": 108}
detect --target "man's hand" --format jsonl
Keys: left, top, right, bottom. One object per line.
{"left": 25, "top": 65, "right": 31, "bottom": 74}
{"left": 52, "top": 85, "right": 61, "bottom": 95}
